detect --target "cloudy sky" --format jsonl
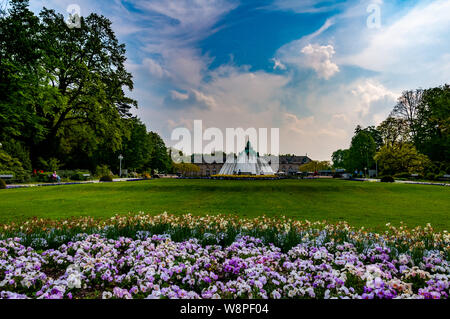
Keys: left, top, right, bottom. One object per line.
{"left": 29, "top": 0, "right": 450, "bottom": 160}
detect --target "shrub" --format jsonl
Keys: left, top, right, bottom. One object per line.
{"left": 381, "top": 175, "right": 395, "bottom": 183}
{"left": 0, "top": 150, "right": 30, "bottom": 182}
{"left": 143, "top": 172, "right": 152, "bottom": 179}
{"left": 71, "top": 172, "right": 88, "bottom": 181}
{"left": 38, "top": 157, "right": 60, "bottom": 172}
{"left": 394, "top": 172, "right": 411, "bottom": 179}
{"left": 425, "top": 172, "right": 436, "bottom": 181}
{"left": 0, "top": 179, "right": 6, "bottom": 189}
{"left": 37, "top": 171, "right": 53, "bottom": 182}
{"left": 96, "top": 165, "right": 111, "bottom": 177}
{"left": 99, "top": 175, "right": 113, "bottom": 182}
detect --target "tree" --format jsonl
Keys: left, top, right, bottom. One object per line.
{"left": 0, "top": 149, "right": 29, "bottom": 182}
{"left": 173, "top": 163, "right": 200, "bottom": 176}
{"left": 0, "top": 0, "right": 47, "bottom": 147}
{"left": 148, "top": 132, "right": 172, "bottom": 174}
{"left": 355, "top": 125, "right": 383, "bottom": 150}
{"left": 375, "top": 143, "right": 430, "bottom": 176}
{"left": 0, "top": 1, "right": 137, "bottom": 168}
{"left": 348, "top": 131, "right": 376, "bottom": 172}
{"left": 120, "top": 118, "right": 153, "bottom": 172}
{"left": 391, "top": 89, "right": 424, "bottom": 142}
{"left": 298, "top": 161, "right": 331, "bottom": 172}
{"left": 414, "top": 84, "right": 450, "bottom": 163}
{"left": 377, "top": 116, "right": 409, "bottom": 147}
{"left": 331, "top": 149, "right": 349, "bottom": 169}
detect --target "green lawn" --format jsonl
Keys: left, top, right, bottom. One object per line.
{"left": 0, "top": 179, "right": 448, "bottom": 231}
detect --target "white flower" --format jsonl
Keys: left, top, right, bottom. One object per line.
{"left": 102, "top": 291, "right": 113, "bottom": 299}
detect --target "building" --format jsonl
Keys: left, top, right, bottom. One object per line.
{"left": 218, "top": 141, "right": 275, "bottom": 175}
{"left": 278, "top": 155, "right": 311, "bottom": 175}
{"left": 190, "top": 153, "right": 312, "bottom": 176}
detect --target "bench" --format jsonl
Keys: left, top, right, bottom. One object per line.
{"left": 82, "top": 174, "right": 91, "bottom": 178}
{"left": 0, "top": 174, "right": 14, "bottom": 179}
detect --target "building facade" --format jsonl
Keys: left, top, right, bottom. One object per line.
{"left": 189, "top": 155, "right": 312, "bottom": 176}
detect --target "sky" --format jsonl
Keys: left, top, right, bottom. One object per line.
{"left": 29, "top": 0, "right": 450, "bottom": 160}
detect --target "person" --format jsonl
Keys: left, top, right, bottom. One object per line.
{"left": 52, "top": 171, "right": 61, "bottom": 182}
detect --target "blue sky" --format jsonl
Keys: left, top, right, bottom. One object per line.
{"left": 29, "top": 0, "right": 450, "bottom": 160}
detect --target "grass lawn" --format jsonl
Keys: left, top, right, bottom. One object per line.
{"left": 0, "top": 179, "right": 448, "bottom": 231}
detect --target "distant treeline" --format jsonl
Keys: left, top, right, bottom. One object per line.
{"left": 332, "top": 85, "right": 450, "bottom": 179}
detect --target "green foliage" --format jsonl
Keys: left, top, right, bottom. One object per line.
{"left": 37, "top": 157, "right": 60, "bottom": 172}
{"left": 380, "top": 176, "right": 394, "bottom": 183}
{"left": 0, "top": 140, "right": 32, "bottom": 171}
{"left": 393, "top": 172, "right": 411, "bottom": 179}
{"left": 99, "top": 175, "right": 113, "bottom": 182}
{"left": 36, "top": 171, "right": 54, "bottom": 182}
{"left": 347, "top": 130, "right": 376, "bottom": 172}
{"left": 70, "top": 172, "right": 89, "bottom": 181}
{"left": 0, "top": 149, "right": 29, "bottom": 182}
{"left": 331, "top": 149, "right": 349, "bottom": 169}
{"left": 173, "top": 162, "right": 200, "bottom": 176}
{"left": 148, "top": 132, "right": 172, "bottom": 174}
{"left": 375, "top": 143, "right": 430, "bottom": 176}
{"left": 95, "top": 165, "right": 111, "bottom": 177}
{"left": 0, "top": 1, "right": 141, "bottom": 171}
{"left": 332, "top": 84, "right": 448, "bottom": 177}
{"left": 354, "top": 125, "right": 383, "bottom": 150}
{"left": 0, "top": 178, "right": 6, "bottom": 189}
{"left": 298, "top": 160, "right": 331, "bottom": 172}
{"left": 414, "top": 84, "right": 450, "bottom": 163}
{"left": 377, "top": 117, "right": 409, "bottom": 147}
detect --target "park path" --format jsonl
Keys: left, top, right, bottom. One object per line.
{"left": 5, "top": 178, "right": 146, "bottom": 189}
{"left": 352, "top": 178, "right": 450, "bottom": 187}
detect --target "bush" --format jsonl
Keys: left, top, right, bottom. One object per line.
{"left": 394, "top": 172, "right": 411, "bottom": 179}
{"left": 142, "top": 172, "right": 152, "bottom": 179}
{"left": 425, "top": 172, "right": 436, "bottom": 181}
{"left": 96, "top": 165, "right": 111, "bottom": 177}
{"left": 0, "top": 179, "right": 6, "bottom": 189}
{"left": 99, "top": 175, "right": 113, "bottom": 182}
{"left": 38, "top": 157, "right": 60, "bottom": 172}
{"left": 381, "top": 175, "right": 395, "bottom": 183}
{"left": 71, "top": 172, "right": 88, "bottom": 181}
{"left": 37, "top": 171, "right": 52, "bottom": 182}
{"left": 0, "top": 150, "right": 30, "bottom": 182}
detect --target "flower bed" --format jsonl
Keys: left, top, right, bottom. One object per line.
{"left": 0, "top": 213, "right": 448, "bottom": 299}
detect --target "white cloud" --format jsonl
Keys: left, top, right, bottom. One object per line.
{"left": 301, "top": 44, "right": 339, "bottom": 79}
{"left": 170, "top": 90, "right": 189, "bottom": 101}
{"left": 340, "top": 0, "right": 450, "bottom": 87}
{"left": 270, "top": 0, "right": 345, "bottom": 13}
{"left": 143, "top": 58, "right": 170, "bottom": 78}
{"left": 350, "top": 79, "right": 397, "bottom": 117}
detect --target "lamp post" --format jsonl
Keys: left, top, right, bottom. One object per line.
{"left": 118, "top": 154, "right": 123, "bottom": 177}
{"left": 376, "top": 159, "right": 378, "bottom": 178}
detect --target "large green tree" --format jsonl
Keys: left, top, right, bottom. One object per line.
{"left": 377, "top": 116, "right": 409, "bottom": 147}
{"left": 414, "top": 85, "right": 450, "bottom": 163}
{"left": 347, "top": 131, "right": 377, "bottom": 172}
{"left": 0, "top": 0, "right": 137, "bottom": 169}
{"left": 148, "top": 132, "right": 172, "bottom": 174}
{"left": 375, "top": 143, "right": 430, "bottom": 176}
{"left": 331, "top": 149, "right": 349, "bottom": 169}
